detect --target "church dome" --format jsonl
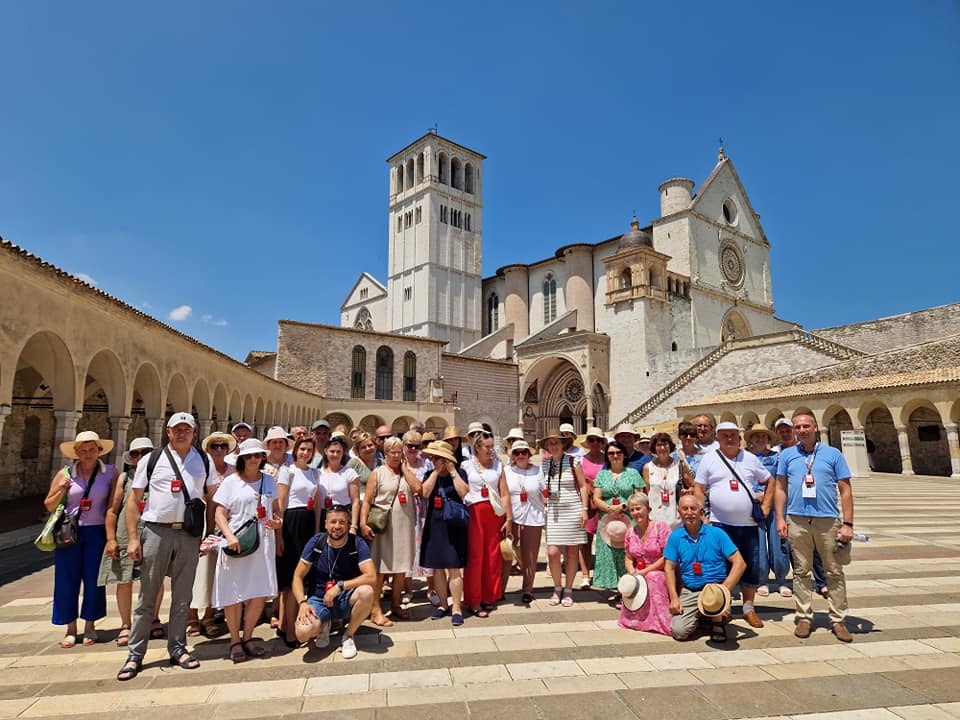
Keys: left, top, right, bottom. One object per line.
{"left": 618, "top": 217, "right": 652, "bottom": 251}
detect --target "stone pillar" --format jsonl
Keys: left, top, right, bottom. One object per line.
{"left": 147, "top": 417, "right": 165, "bottom": 448}
{"left": 502, "top": 264, "right": 530, "bottom": 341}
{"left": 110, "top": 416, "right": 133, "bottom": 466}
{"left": 198, "top": 419, "right": 214, "bottom": 441}
{"left": 896, "top": 426, "right": 914, "bottom": 475}
{"left": 53, "top": 410, "right": 83, "bottom": 469}
{"left": 947, "top": 424, "right": 960, "bottom": 479}
{"left": 0, "top": 405, "right": 11, "bottom": 451}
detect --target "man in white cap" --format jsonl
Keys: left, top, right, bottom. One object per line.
{"left": 693, "top": 421, "right": 774, "bottom": 629}
{"left": 224, "top": 422, "right": 253, "bottom": 465}
{"left": 559, "top": 423, "right": 584, "bottom": 459}
{"left": 309, "top": 419, "right": 332, "bottom": 468}
{"left": 117, "top": 412, "right": 216, "bottom": 680}
{"left": 613, "top": 423, "right": 648, "bottom": 473}
{"left": 773, "top": 417, "right": 796, "bottom": 452}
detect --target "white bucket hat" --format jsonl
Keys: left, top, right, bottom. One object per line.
{"left": 618, "top": 573, "right": 649, "bottom": 612}
{"left": 122, "top": 437, "right": 154, "bottom": 465}
{"left": 235, "top": 438, "right": 267, "bottom": 458}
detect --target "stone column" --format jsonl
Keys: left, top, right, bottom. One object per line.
{"left": 0, "top": 405, "right": 11, "bottom": 451}
{"left": 896, "top": 426, "right": 914, "bottom": 475}
{"left": 147, "top": 417, "right": 165, "bottom": 448}
{"left": 109, "top": 416, "right": 133, "bottom": 466}
{"left": 53, "top": 410, "right": 83, "bottom": 469}
{"left": 947, "top": 424, "right": 960, "bottom": 479}
{"left": 198, "top": 419, "right": 214, "bottom": 441}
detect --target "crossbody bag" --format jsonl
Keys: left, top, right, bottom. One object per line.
{"left": 714, "top": 450, "right": 765, "bottom": 525}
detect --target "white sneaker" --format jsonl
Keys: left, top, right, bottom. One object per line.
{"left": 315, "top": 621, "right": 331, "bottom": 649}
{"left": 341, "top": 636, "right": 357, "bottom": 659}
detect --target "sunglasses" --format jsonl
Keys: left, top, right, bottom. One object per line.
{"left": 680, "top": 432, "right": 697, "bottom": 438}
{"left": 586, "top": 437, "right": 604, "bottom": 443}
{"left": 513, "top": 450, "right": 531, "bottom": 456}
{"left": 479, "top": 432, "right": 493, "bottom": 439}
{"left": 406, "top": 444, "right": 421, "bottom": 450}
{"left": 607, "top": 450, "right": 624, "bottom": 457}
{"left": 377, "top": 435, "right": 391, "bottom": 440}
{"left": 128, "top": 449, "right": 152, "bottom": 458}
{"left": 245, "top": 453, "right": 267, "bottom": 460}
{"left": 208, "top": 443, "right": 230, "bottom": 451}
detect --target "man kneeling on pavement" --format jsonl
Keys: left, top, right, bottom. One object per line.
{"left": 665, "top": 494, "right": 746, "bottom": 641}
{"left": 292, "top": 504, "right": 375, "bottom": 659}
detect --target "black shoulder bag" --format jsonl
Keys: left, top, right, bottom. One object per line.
{"left": 54, "top": 463, "right": 99, "bottom": 549}
{"left": 164, "top": 447, "right": 206, "bottom": 537}
{"left": 715, "top": 450, "right": 765, "bottom": 525}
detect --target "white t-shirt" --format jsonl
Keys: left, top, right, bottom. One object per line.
{"left": 213, "top": 472, "right": 277, "bottom": 533}
{"left": 277, "top": 464, "right": 320, "bottom": 509}
{"left": 133, "top": 446, "right": 216, "bottom": 524}
{"left": 504, "top": 464, "right": 546, "bottom": 527}
{"left": 698, "top": 440, "right": 720, "bottom": 453}
{"left": 318, "top": 465, "right": 360, "bottom": 507}
{"left": 463, "top": 457, "right": 502, "bottom": 507}
{"left": 695, "top": 449, "right": 770, "bottom": 527}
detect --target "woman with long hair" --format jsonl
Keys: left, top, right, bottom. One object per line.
{"left": 318, "top": 436, "right": 360, "bottom": 533}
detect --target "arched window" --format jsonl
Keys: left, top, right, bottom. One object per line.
{"left": 405, "top": 158, "right": 415, "bottom": 191}
{"left": 351, "top": 346, "right": 366, "bottom": 399}
{"left": 487, "top": 293, "right": 500, "bottom": 333}
{"left": 403, "top": 351, "right": 417, "bottom": 401}
{"left": 416, "top": 152, "right": 425, "bottom": 184}
{"left": 465, "top": 213, "right": 472, "bottom": 232}
{"left": 396, "top": 165, "right": 404, "bottom": 194}
{"left": 619, "top": 268, "right": 631, "bottom": 289}
{"left": 671, "top": 341, "right": 678, "bottom": 352}
{"left": 353, "top": 307, "right": 373, "bottom": 331}
{"left": 438, "top": 152, "right": 448, "bottom": 184}
{"left": 543, "top": 273, "right": 557, "bottom": 324}
{"left": 451, "top": 157, "right": 463, "bottom": 189}
{"left": 465, "top": 163, "right": 474, "bottom": 193}
{"left": 375, "top": 346, "right": 394, "bottom": 400}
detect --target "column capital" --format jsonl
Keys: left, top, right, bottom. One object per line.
{"left": 53, "top": 410, "right": 83, "bottom": 422}
{"left": 0, "top": 404, "right": 11, "bottom": 419}
{"left": 110, "top": 415, "right": 134, "bottom": 431}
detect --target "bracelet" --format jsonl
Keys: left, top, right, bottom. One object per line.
{"left": 842, "top": 521, "right": 854, "bottom": 528}
{"left": 298, "top": 599, "right": 308, "bottom": 605}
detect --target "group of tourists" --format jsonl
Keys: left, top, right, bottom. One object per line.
{"left": 43, "top": 408, "right": 856, "bottom": 682}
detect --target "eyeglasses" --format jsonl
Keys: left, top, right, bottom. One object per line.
{"left": 128, "top": 449, "right": 152, "bottom": 458}
{"left": 406, "top": 444, "right": 421, "bottom": 450}
{"left": 208, "top": 443, "right": 230, "bottom": 451}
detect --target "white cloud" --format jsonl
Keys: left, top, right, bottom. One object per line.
{"left": 200, "top": 313, "right": 228, "bottom": 327}
{"left": 75, "top": 272, "right": 97, "bottom": 286}
{"left": 214, "top": 319, "right": 228, "bottom": 327}
{"left": 200, "top": 314, "right": 213, "bottom": 322}
{"left": 168, "top": 305, "right": 193, "bottom": 322}
{"left": 140, "top": 302, "right": 153, "bottom": 310}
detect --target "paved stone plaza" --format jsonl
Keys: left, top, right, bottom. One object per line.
{"left": 0, "top": 474, "right": 958, "bottom": 719}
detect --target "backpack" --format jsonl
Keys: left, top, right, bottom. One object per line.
{"left": 146, "top": 446, "right": 210, "bottom": 484}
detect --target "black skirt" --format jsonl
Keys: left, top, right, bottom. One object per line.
{"left": 276, "top": 506, "right": 317, "bottom": 590}
{"left": 420, "top": 474, "right": 468, "bottom": 569}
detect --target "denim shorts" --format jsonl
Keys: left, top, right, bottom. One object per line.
{"left": 714, "top": 523, "right": 761, "bottom": 587}
{"left": 307, "top": 588, "right": 355, "bottom": 623}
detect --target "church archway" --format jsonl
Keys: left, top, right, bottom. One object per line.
{"left": 721, "top": 309, "right": 751, "bottom": 342}
{"left": 903, "top": 402, "right": 951, "bottom": 476}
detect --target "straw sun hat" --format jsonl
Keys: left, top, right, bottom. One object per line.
{"left": 60, "top": 430, "right": 113, "bottom": 459}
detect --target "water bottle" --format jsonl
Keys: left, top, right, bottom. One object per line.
{"left": 852, "top": 532, "right": 869, "bottom": 543}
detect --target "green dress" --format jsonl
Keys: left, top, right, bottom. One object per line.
{"left": 592, "top": 467, "right": 644, "bottom": 589}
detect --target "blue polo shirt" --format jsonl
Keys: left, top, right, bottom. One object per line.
{"left": 777, "top": 442, "right": 851, "bottom": 518}
{"left": 626, "top": 450, "right": 649, "bottom": 474}
{"left": 664, "top": 522, "right": 738, "bottom": 590}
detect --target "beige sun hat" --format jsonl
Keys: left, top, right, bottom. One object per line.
{"left": 599, "top": 514, "right": 629, "bottom": 549}
{"left": 263, "top": 425, "right": 293, "bottom": 450}
{"left": 509, "top": 440, "right": 533, "bottom": 456}
{"left": 580, "top": 426, "right": 607, "bottom": 450}
{"left": 442, "top": 425, "right": 466, "bottom": 442}
{"left": 202, "top": 432, "right": 237, "bottom": 453}
{"left": 499, "top": 536, "right": 518, "bottom": 563}
{"left": 613, "top": 423, "right": 638, "bottom": 438}
{"left": 744, "top": 424, "right": 776, "bottom": 444}
{"left": 504, "top": 427, "right": 525, "bottom": 442}
{"left": 538, "top": 429, "right": 564, "bottom": 450}
{"left": 466, "top": 421, "right": 485, "bottom": 436}
{"left": 697, "top": 583, "right": 732, "bottom": 618}
{"left": 618, "top": 573, "right": 649, "bottom": 612}
{"left": 60, "top": 430, "right": 114, "bottom": 459}
{"left": 422, "top": 440, "right": 458, "bottom": 464}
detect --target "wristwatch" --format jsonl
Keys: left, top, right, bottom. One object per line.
{"left": 336, "top": 580, "right": 345, "bottom": 591}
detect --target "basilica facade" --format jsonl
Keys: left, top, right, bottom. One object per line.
{"left": 341, "top": 132, "right": 792, "bottom": 437}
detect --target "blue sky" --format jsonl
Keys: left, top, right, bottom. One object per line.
{"left": 2, "top": 2, "right": 958, "bottom": 361}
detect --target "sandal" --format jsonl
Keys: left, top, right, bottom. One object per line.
{"left": 710, "top": 623, "right": 727, "bottom": 643}
{"left": 59, "top": 634, "right": 77, "bottom": 649}
{"left": 169, "top": 648, "right": 200, "bottom": 670}
{"left": 116, "top": 626, "right": 131, "bottom": 647}
{"left": 561, "top": 589, "right": 574, "bottom": 607}
{"left": 756, "top": 585, "right": 770, "bottom": 597}
{"left": 202, "top": 619, "right": 225, "bottom": 638}
{"left": 229, "top": 642, "right": 247, "bottom": 664}
{"left": 548, "top": 590, "right": 562, "bottom": 606}
{"left": 521, "top": 593, "right": 533, "bottom": 605}
{"left": 391, "top": 606, "right": 410, "bottom": 621}
{"left": 779, "top": 586, "right": 793, "bottom": 598}
{"left": 82, "top": 629, "right": 98, "bottom": 646}
{"left": 241, "top": 640, "right": 266, "bottom": 659}
{"left": 469, "top": 606, "right": 489, "bottom": 619}
{"left": 116, "top": 657, "right": 142, "bottom": 681}
{"left": 481, "top": 602, "right": 496, "bottom": 613}
{"left": 150, "top": 619, "right": 165, "bottom": 639}
{"left": 186, "top": 620, "right": 201, "bottom": 637}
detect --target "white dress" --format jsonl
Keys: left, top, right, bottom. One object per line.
{"left": 646, "top": 459, "right": 682, "bottom": 530}
{"left": 212, "top": 472, "right": 278, "bottom": 606}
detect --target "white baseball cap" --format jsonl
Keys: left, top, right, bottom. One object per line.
{"left": 774, "top": 418, "right": 794, "bottom": 428}
{"left": 715, "top": 421, "right": 741, "bottom": 433}
{"left": 167, "top": 412, "right": 196, "bottom": 429}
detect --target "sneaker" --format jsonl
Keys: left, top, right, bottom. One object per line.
{"left": 401, "top": 592, "right": 413, "bottom": 605}
{"left": 451, "top": 613, "right": 464, "bottom": 627}
{"left": 315, "top": 620, "right": 331, "bottom": 649}
{"left": 430, "top": 607, "right": 449, "bottom": 620}
{"left": 428, "top": 590, "right": 442, "bottom": 607}
{"left": 341, "top": 636, "right": 357, "bottom": 659}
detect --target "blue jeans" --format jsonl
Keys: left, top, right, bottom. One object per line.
{"left": 714, "top": 523, "right": 760, "bottom": 587}
{"left": 757, "top": 514, "right": 791, "bottom": 586}
{"left": 307, "top": 588, "right": 356, "bottom": 624}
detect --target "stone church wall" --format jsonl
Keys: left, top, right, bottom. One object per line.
{"left": 439, "top": 353, "right": 518, "bottom": 441}
{"left": 814, "top": 303, "right": 960, "bottom": 354}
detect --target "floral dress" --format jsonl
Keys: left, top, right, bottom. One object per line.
{"left": 619, "top": 520, "right": 671, "bottom": 635}
{"left": 592, "top": 467, "right": 644, "bottom": 589}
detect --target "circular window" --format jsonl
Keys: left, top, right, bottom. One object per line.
{"left": 722, "top": 198, "right": 738, "bottom": 225}
{"left": 719, "top": 244, "right": 744, "bottom": 285}
{"left": 563, "top": 378, "right": 584, "bottom": 403}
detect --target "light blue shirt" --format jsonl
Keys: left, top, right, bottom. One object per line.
{"left": 777, "top": 442, "right": 851, "bottom": 518}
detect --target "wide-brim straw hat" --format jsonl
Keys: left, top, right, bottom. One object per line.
{"left": 442, "top": 425, "right": 465, "bottom": 442}
{"left": 744, "top": 423, "right": 776, "bottom": 444}
{"left": 202, "top": 432, "right": 237, "bottom": 453}
{"left": 580, "top": 426, "right": 607, "bottom": 450}
{"left": 617, "top": 573, "right": 649, "bottom": 612}
{"left": 599, "top": 514, "right": 629, "bottom": 549}
{"left": 697, "top": 583, "right": 732, "bottom": 618}
{"left": 509, "top": 440, "right": 533, "bottom": 456}
{"left": 499, "top": 536, "right": 518, "bottom": 563}
{"left": 61, "top": 430, "right": 114, "bottom": 459}
{"left": 538, "top": 429, "right": 564, "bottom": 450}
{"left": 122, "top": 437, "right": 154, "bottom": 465}
{"left": 423, "top": 440, "right": 458, "bottom": 464}
{"left": 263, "top": 425, "right": 293, "bottom": 450}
